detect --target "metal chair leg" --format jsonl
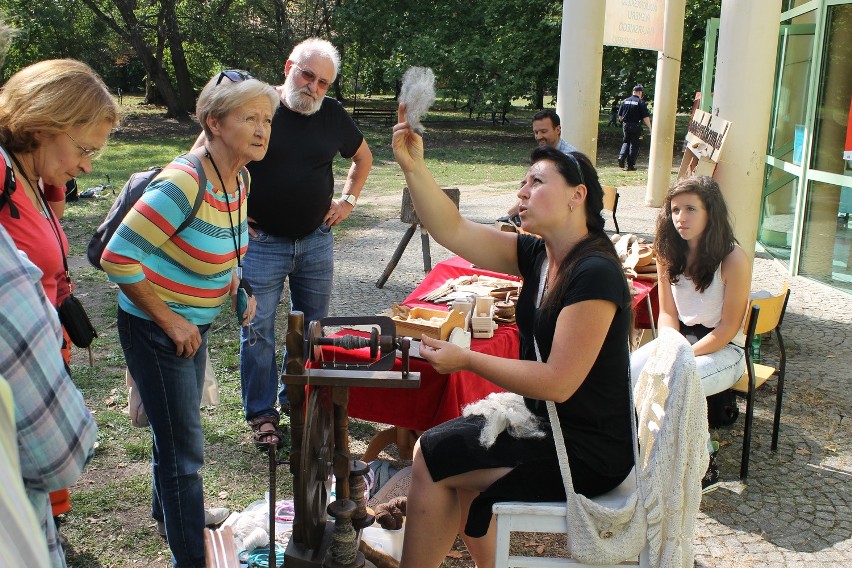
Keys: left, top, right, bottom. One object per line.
{"left": 740, "top": 364, "right": 756, "bottom": 481}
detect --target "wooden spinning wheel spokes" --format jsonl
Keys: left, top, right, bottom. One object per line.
{"left": 295, "top": 386, "right": 334, "bottom": 551}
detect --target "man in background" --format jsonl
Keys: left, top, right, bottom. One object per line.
{"left": 617, "top": 85, "right": 652, "bottom": 171}
{"left": 531, "top": 109, "right": 579, "bottom": 156}
{"left": 502, "top": 109, "right": 579, "bottom": 223}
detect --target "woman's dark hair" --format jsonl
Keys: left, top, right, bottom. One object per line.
{"left": 655, "top": 175, "right": 736, "bottom": 292}
{"left": 529, "top": 147, "right": 624, "bottom": 316}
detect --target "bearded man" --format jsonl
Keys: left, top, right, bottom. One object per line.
{"left": 197, "top": 38, "right": 373, "bottom": 447}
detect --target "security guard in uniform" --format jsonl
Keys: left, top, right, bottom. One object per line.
{"left": 617, "top": 85, "right": 652, "bottom": 171}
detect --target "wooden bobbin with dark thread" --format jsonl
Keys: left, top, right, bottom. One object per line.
{"left": 348, "top": 460, "right": 375, "bottom": 530}
{"left": 325, "top": 499, "right": 365, "bottom": 568}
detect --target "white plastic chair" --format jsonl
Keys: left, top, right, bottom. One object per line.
{"left": 493, "top": 329, "right": 706, "bottom": 567}
{"left": 493, "top": 474, "right": 650, "bottom": 567}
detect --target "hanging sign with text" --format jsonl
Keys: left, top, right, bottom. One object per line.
{"left": 603, "top": 0, "right": 665, "bottom": 52}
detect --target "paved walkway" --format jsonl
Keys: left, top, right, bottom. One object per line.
{"left": 327, "top": 180, "right": 852, "bottom": 567}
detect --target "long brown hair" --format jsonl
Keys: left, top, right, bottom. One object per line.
{"left": 655, "top": 176, "right": 736, "bottom": 292}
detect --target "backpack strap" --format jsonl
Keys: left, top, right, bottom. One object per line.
{"left": 0, "top": 145, "right": 20, "bottom": 219}
{"left": 173, "top": 152, "right": 207, "bottom": 235}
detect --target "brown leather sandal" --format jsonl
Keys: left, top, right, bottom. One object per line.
{"left": 248, "top": 415, "right": 285, "bottom": 451}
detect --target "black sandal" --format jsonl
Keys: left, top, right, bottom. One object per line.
{"left": 248, "top": 415, "right": 285, "bottom": 451}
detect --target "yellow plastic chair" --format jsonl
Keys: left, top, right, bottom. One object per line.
{"left": 731, "top": 283, "right": 790, "bottom": 481}
{"left": 602, "top": 186, "right": 621, "bottom": 234}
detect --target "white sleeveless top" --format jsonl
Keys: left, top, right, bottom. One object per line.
{"left": 671, "top": 264, "right": 724, "bottom": 328}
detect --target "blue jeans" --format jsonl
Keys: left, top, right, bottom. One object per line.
{"left": 631, "top": 334, "right": 745, "bottom": 454}
{"left": 240, "top": 224, "right": 334, "bottom": 421}
{"left": 117, "top": 309, "right": 210, "bottom": 568}
{"left": 631, "top": 336, "right": 745, "bottom": 397}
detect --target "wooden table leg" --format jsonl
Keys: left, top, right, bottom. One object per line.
{"left": 362, "top": 426, "right": 420, "bottom": 462}
{"left": 362, "top": 426, "right": 399, "bottom": 462}
{"left": 376, "top": 223, "right": 418, "bottom": 288}
{"left": 420, "top": 226, "right": 432, "bottom": 274}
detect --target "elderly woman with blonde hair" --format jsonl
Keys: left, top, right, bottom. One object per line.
{"left": 101, "top": 70, "right": 279, "bottom": 567}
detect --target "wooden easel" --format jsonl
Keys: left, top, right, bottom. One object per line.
{"left": 375, "top": 186, "right": 460, "bottom": 288}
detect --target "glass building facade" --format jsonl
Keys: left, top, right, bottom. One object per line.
{"left": 760, "top": 0, "right": 852, "bottom": 293}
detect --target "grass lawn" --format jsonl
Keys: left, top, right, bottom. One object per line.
{"left": 59, "top": 96, "right": 684, "bottom": 567}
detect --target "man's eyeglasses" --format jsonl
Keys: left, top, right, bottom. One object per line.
{"left": 65, "top": 132, "right": 101, "bottom": 159}
{"left": 291, "top": 64, "right": 331, "bottom": 90}
{"left": 216, "top": 69, "right": 254, "bottom": 85}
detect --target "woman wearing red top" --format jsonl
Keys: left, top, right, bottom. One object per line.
{"left": 0, "top": 59, "right": 119, "bottom": 523}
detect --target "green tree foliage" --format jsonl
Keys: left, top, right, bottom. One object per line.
{"left": 0, "top": 0, "right": 722, "bottom": 115}
{"left": 0, "top": 0, "right": 120, "bottom": 84}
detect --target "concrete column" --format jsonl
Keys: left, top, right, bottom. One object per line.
{"left": 712, "top": 0, "right": 782, "bottom": 260}
{"left": 645, "top": 0, "right": 686, "bottom": 207}
{"left": 555, "top": 0, "right": 606, "bottom": 162}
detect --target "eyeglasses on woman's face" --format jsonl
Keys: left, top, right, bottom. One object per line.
{"left": 291, "top": 64, "right": 331, "bottom": 90}
{"left": 65, "top": 131, "right": 101, "bottom": 159}
{"left": 216, "top": 69, "right": 254, "bottom": 85}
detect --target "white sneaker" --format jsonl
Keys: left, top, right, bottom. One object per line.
{"left": 204, "top": 507, "right": 230, "bottom": 527}
{"left": 156, "top": 508, "right": 231, "bottom": 537}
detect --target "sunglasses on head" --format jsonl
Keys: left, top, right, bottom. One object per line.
{"left": 565, "top": 152, "right": 586, "bottom": 187}
{"left": 216, "top": 70, "right": 254, "bottom": 85}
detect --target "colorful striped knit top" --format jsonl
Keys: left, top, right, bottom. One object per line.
{"left": 102, "top": 155, "right": 249, "bottom": 325}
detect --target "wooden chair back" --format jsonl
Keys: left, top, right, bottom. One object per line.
{"left": 601, "top": 186, "right": 620, "bottom": 234}
{"left": 742, "top": 282, "right": 790, "bottom": 336}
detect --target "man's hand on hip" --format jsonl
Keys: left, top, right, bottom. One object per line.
{"left": 325, "top": 199, "right": 354, "bottom": 227}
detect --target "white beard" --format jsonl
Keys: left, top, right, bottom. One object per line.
{"left": 283, "top": 74, "right": 323, "bottom": 115}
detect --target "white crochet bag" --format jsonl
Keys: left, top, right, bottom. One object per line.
{"left": 535, "top": 261, "right": 646, "bottom": 564}
{"left": 544, "top": 397, "right": 646, "bottom": 564}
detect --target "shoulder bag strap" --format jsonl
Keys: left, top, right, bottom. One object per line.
{"left": 533, "top": 260, "right": 640, "bottom": 499}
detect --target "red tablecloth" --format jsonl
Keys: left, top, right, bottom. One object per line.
{"left": 340, "top": 256, "right": 657, "bottom": 431}
{"left": 633, "top": 279, "right": 659, "bottom": 329}
{"left": 340, "top": 256, "right": 520, "bottom": 431}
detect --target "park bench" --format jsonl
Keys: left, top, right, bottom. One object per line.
{"left": 351, "top": 107, "right": 396, "bottom": 125}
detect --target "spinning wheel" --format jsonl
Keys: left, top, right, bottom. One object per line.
{"left": 295, "top": 387, "right": 334, "bottom": 550}
{"left": 282, "top": 312, "right": 420, "bottom": 567}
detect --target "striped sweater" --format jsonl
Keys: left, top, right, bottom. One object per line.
{"left": 102, "top": 155, "right": 249, "bottom": 325}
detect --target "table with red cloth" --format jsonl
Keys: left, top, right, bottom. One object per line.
{"left": 324, "top": 257, "right": 657, "bottom": 445}
{"left": 332, "top": 257, "right": 521, "bottom": 434}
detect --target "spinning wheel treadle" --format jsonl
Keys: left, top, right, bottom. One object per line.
{"left": 296, "top": 387, "right": 334, "bottom": 550}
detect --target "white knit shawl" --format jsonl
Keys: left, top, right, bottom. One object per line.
{"left": 634, "top": 328, "right": 708, "bottom": 567}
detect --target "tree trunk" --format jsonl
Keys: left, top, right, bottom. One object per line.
{"left": 162, "top": 0, "right": 195, "bottom": 111}
{"left": 534, "top": 80, "right": 545, "bottom": 110}
{"left": 81, "top": 0, "right": 190, "bottom": 122}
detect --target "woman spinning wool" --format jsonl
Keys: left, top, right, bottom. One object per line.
{"left": 392, "top": 106, "right": 634, "bottom": 567}
{"left": 630, "top": 175, "right": 750, "bottom": 492}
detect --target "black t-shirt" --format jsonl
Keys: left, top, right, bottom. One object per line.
{"left": 515, "top": 234, "right": 634, "bottom": 476}
{"left": 246, "top": 97, "right": 364, "bottom": 238}
{"left": 618, "top": 94, "right": 650, "bottom": 125}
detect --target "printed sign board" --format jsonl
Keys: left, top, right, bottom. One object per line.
{"left": 678, "top": 109, "right": 732, "bottom": 179}
{"left": 603, "top": 0, "right": 665, "bottom": 51}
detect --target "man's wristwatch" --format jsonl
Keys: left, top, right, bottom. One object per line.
{"left": 340, "top": 193, "right": 357, "bottom": 207}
